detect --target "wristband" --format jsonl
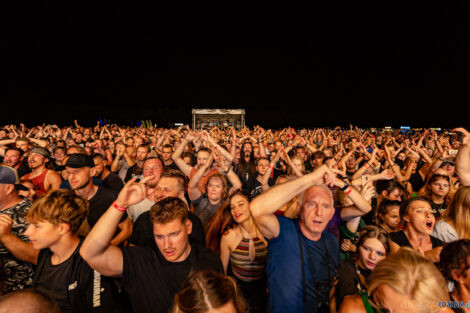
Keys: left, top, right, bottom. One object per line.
{"left": 112, "top": 201, "right": 128, "bottom": 212}
{"left": 345, "top": 186, "right": 353, "bottom": 195}
{"left": 340, "top": 182, "right": 350, "bottom": 191}
{"left": 364, "top": 163, "right": 369, "bottom": 168}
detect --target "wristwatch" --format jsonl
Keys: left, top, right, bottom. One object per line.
{"left": 340, "top": 181, "right": 350, "bottom": 191}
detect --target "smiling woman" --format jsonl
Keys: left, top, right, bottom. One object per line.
{"left": 205, "top": 190, "right": 268, "bottom": 313}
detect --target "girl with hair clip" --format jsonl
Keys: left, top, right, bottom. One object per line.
{"left": 433, "top": 186, "right": 470, "bottom": 243}
{"left": 205, "top": 190, "right": 268, "bottom": 313}
{"left": 332, "top": 226, "right": 390, "bottom": 313}
{"left": 171, "top": 270, "right": 247, "bottom": 313}
{"left": 418, "top": 173, "right": 454, "bottom": 218}
{"left": 438, "top": 239, "right": 470, "bottom": 313}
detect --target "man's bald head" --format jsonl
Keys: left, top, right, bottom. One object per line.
{"left": 0, "top": 289, "right": 61, "bottom": 313}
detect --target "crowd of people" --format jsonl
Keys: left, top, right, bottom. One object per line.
{"left": 0, "top": 121, "right": 469, "bottom": 313}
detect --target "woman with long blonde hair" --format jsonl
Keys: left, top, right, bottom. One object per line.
{"left": 433, "top": 186, "right": 470, "bottom": 243}
{"left": 340, "top": 247, "right": 452, "bottom": 313}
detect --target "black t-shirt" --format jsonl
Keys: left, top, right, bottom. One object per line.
{"left": 334, "top": 258, "right": 370, "bottom": 310}
{"left": 390, "top": 230, "right": 444, "bottom": 248}
{"left": 130, "top": 211, "right": 206, "bottom": 248}
{"left": 103, "top": 172, "right": 124, "bottom": 193}
{"left": 121, "top": 244, "right": 223, "bottom": 313}
{"left": 243, "top": 175, "right": 274, "bottom": 199}
{"left": 88, "top": 186, "right": 124, "bottom": 228}
{"left": 163, "top": 161, "right": 179, "bottom": 171}
{"left": 36, "top": 248, "right": 75, "bottom": 313}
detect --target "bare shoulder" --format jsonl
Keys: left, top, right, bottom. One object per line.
{"left": 338, "top": 294, "right": 366, "bottom": 313}
{"left": 222, "top": 227, "right": 242, "bottom": 249}
{"left": 46, "top": 169, "right": 61, "bottom": 179}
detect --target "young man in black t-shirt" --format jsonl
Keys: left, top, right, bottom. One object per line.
{"left": 80, "top": 177, "right": 223, "bottom": 313}
{"left": 92, "top": 153, "right": 124, "bottom": 194}
{"left": 243, "top": 157, "right": 275, "bottom": 199}
{"left": 65, "top": 153, "right": 131, "bottom": 245}
{"left": 23, "top": 189, "right": 122, "bottom": 313}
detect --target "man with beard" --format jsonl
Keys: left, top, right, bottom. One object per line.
{"left": 3, "top": 148, "right": 31, "bottom": 178}
{"left": 111, "top": 143, "right": 136, "bottom": 182}
{"left": 160, "top": 144, "right": 179, "bottom": 171}
{"left": 92, "top": 153, "right": 124, "bottom": 193}
{"left": 127, "top": 157, "right": 163, "bottom": 223}
{"left": 124, "top": 145, "right": 150, "bottom": 183}
{"left": 130, "top": 168, "right": 206, "bottom": 248}
{"left": 65, "top": 154, "right": 131, "bottom": 245}
{"left": 236, "top": 141, "right": 256, "bottom": 185}
{"left": 0, "top": 166, "right": 37, "bottom": 294}
{"left": 80, "top": 189, "right": 222, "bottom": 313}
{"left": 21, "top": 147, "right": 61, "bottom": 197}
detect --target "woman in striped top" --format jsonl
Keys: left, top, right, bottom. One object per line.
{"left": 206, "top": 190, "right": 268, "bottom": 313}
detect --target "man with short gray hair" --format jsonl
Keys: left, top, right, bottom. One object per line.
{"left": 249, "top": 165, "right": 341, "bottom": 313}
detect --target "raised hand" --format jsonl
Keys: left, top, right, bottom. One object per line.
{"left": 0, "top": 215, "right": 13, "bottom": 239}
{"left": 115, "top": 176, "right": 155, "bottom": 208}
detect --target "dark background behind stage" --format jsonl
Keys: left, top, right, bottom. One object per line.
{"left": 2, "top": 3, "right": 469, "bottom": 129}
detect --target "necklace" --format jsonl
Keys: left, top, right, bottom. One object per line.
{"left": 239, "top": 226, "right": 257, "bottom": 262}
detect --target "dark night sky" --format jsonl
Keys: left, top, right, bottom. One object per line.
{"left": 3, "top": 3, "right": 470, "bottom": 129}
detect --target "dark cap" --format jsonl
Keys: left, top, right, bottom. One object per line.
{"left": 0, "top": 165, "right": 29, "bottom": 191}
{"left": 30, "top": 147, "right": 52, "bottom": 159}
{"left": 441, "top": 159, "right": 456, "bottom": 167}
{"left": 65, "top": 153, "right": 95, "bottom": 168}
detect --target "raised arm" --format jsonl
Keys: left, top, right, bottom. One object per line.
{"left": 249, "top": 165, "right": 336, "bottom": 239}
{"left": 0, "top": 215, "right": 39, "bottom": 265}
{"left": 80, "top": 177, "right": 151, "bottom": 277}
{"left": 188, "top": 153, "right": 214, "bottom": 201}
{"left": 282, "top": 148, "right": 303, "bottom": 177}
{"left": 214, "top": 149, "right": 241, "bottom": 196}
{"left": 336, "top": 179, "right": 373, "bottom": 221}
{"left": 109, "top": 217, "right": 133, "bottom": 246}
{"left": 110, "top": 146, "right": 124, "bottom": 172}
{"left": 261, "top": 151, "right": 281, "bottom": 192}
{"left": 203, "top": 132, "right": 234, "bottom": 164}
{"left": 454, "top": 127, "right": 470, "bottom": 186}
{"left": 172, "top": 132, "right": 196, "bottom": 176}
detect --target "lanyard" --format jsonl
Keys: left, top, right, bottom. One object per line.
{"left": 297, "top": 227, "right": 333, "bottom": 304}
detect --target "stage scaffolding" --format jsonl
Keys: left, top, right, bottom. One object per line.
{"left": 192, "top": 109, "right": 245, "bottom": 130}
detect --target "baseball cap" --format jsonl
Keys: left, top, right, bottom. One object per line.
{"left": 0, "top": 165, "right": 29, "bottom": 191}
{"left": 30, "top": 147, "right": 52, "bottom": 159}
{"left": 65, "top": 153, "right": 95, "bottom": 168}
